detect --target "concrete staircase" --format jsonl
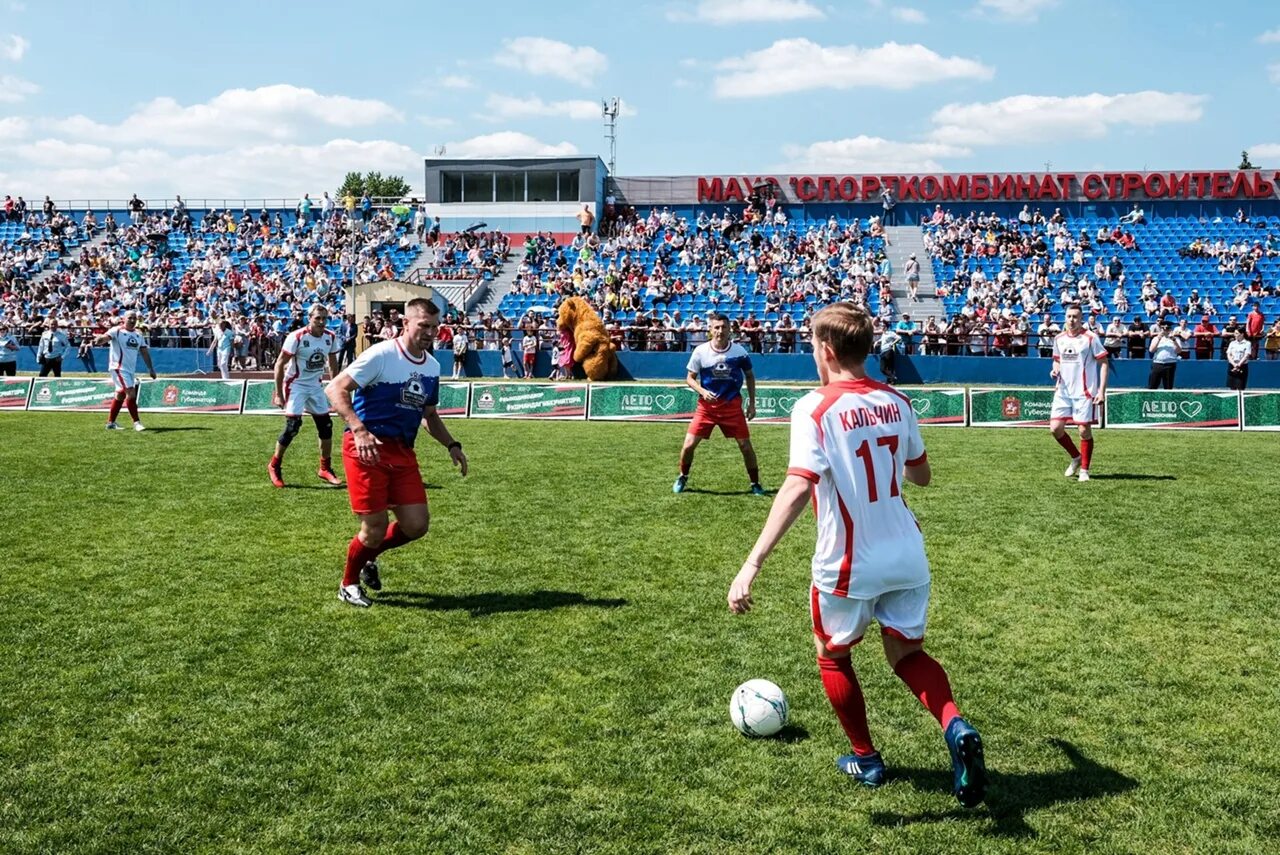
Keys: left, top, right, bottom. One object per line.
{"left": 27, "top": 228, "right": 112, "bottom": 290}
{"left": 468, "top": 257, "right": 516, "bottom": 317}
{"left": 403, "top": 239, "right": 513, "bottom": 317}
{"left": 883, "top": 226, "right": 944, "bottom": 322}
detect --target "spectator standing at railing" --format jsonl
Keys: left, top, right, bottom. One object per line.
{"left": 36, "top": 319, "right": 70, "bottom": 376}
{"left": 1226, "top": 327, "right": 1251, "bottom": 390}
{"left": 1147, "top": 323, "right": 1181, "bottom": 389}
{"left": 880, "top": 186, "right": 897, "bottom": 227}
{"left": 360, "top": 192, "right": 373, "bottom": 226}
{"left": 1192, "top": 315, "right": 1217, "bottom": 360}
{"left": 128, "top": 194, "right": 145, "bottom": 224}
{"left": 1246, "top": 304, "right": 1266, "bottom": 358}
{"left": 1264, "top": 320, "right": 1280, "bottom": 360}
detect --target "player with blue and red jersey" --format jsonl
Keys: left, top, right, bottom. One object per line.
{"left": 326, "top": 298, "right": 468, "bottom": 607}
{"left": 673, "top": 313, "right": 763, "bottom": 496}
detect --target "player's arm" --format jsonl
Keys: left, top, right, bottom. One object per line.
{"left": 728, "top": 474, "right": 812, "bottom": 614}
{"left": 744, "top": 367, "right": 757, "bottom": 420}
{"left": 272, "top": 348, "right": 293, "bottom": 406}
{"left": 327, "top": 353, "right": 339, "bottom": 380}
{"left": 92, "top": 328, "right": 113, "bottom": 346}
{"left": 326, "top": 372, "right": 380, "bottom": 463}
{"left": 1095, "top": 354, "right": 1110, "bottom": 401}
{"left": 904, "top": 458, "right": 931, "bottom": 487}
{"left": 686, "top": 370, "right": 717, "bottom": 402}
{"left": 421, "top": 407, "right": 468, "bottom": 476}
{"left": 139, "top": 344, "right": 157, "bottom": 379}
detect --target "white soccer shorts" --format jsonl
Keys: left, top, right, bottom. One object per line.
{"left": 1051, "top": 390, "right": 1098, "bottom": 425}
{"left": 283, "top": 383, "right": 329, "bottom": 416}
{"left": 110, "top": 368, "right": 137, "bottom": 392}
{"left": 810, "top": 583, "right": 930, "bottom": 653}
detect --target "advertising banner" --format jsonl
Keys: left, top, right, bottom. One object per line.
{"left": 588, "top": 384, "right": 698, "bottom": 421}
{"left": 469, "top": 383, "right": 587, "bottom": 419}
{"left": 27, "top": 378, "right": 118, "bottom": 411}
{"left": 969, "top": 388, "right": 1057, "bottom": 427}
{"left": 135, "top": 379, "right": 244, "bottom": 413}
{"left": 437, "top": 382, "right": 470, "bottom": 418}
{"left": 241, "top": 379, "right": 279, "bottom": 415}
{"left": 0, "top": 377, "right": 32, "bottom": 410}
{"left": 1104, "top": 389, "right": 1240, "bottom": 430}
{"left": 752, "top": 386, "right": 813, "bottom": 424}
{"left": 1242, "top": 391, "right": 1280, "bottom": 431}
{"left": 900, "top": 387, "right": 967, "bottom": 426}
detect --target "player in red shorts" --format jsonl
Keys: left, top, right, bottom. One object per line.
{"left": 673, "top": 313, "right": 763, "bottom": 495}
{"left": 325, "top": 298, "right": 468, "bottom": 607}
{"left": 728, "top": 302, "right": 986, "bottom": 808}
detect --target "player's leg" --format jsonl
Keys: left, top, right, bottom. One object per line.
{"left": 674, "top": 432, "right": 703, "bottom": 493}
{"left": 1077, "top": 419, "right": 1095, "bottom": 482}
{"left": 312, "top": 413, "right": 342, "bottom": 485}
{"left": 271, "top": 415, "right": 302, "bottom": 487}
{"left": 733, "top": 436, "right": 763, "bottom": 495}
{"left": 106, "top": 390, "right": 125, "bottom": 428}
{"left": 1050, "top": 393, "right": 1082, "bottom": 475}
{"left": 340, "top": 510, "right": 388, "bottom": 606}
{"left": 812, "top": 587, "right": 883, "bottom": 786}
{"left": 878, "top": 586, "right": 986, "bottom": 808}
{"left": 125, "top": 383, "right": 144, "bottom": 429}
{"left": 356, "top": 445, "right": 431, "bottom": 591}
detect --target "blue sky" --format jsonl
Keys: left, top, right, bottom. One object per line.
{"left": 1, "top": 0, "right": 1278, "bottom": 199}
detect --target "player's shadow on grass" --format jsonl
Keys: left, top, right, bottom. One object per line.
{"left": 1087, "top": 473, "right": 1176, "bottom": 481}
{"left": 141, "top": 426, "right": 213, "bottom": 433}
{"left": 869, "top": 738, "right": 1138, "bottom": 838}
{"left": 374, "top": 589, "right": 628, "bottom": 617}
{"left": 684, "top": 488, "right": 775, "bottom": 497}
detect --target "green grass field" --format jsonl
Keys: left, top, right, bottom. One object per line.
{"left": 2, "top": 413, "right": 1279, "bottom": 854}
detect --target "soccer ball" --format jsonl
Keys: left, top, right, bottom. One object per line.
{"left": 729, "top": 679, "right": 789, "bottom": 737}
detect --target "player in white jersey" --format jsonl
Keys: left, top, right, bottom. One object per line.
{"left": 728, "top": 302, "right": 986, "bottom": 808}
{"left": 269, "top": 304, "right": 342, "bottom": 487}
{"left": 1050, "top": 304, "right": 1110, "bottom": 482}
{"left": 94, "top": 311, "right": 156, "bottom": 432}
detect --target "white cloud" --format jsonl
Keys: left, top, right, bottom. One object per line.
{"left": 443, "top": 131, "right": 577, "bottom": 158}
{"left": 713, "top": 39, "right": 993, "bottom": 98}
{"left": 891, "top": 7, "right": 928, "bottom": 23}
{"left": 440, "top": 75, "right": 475, "bottom": 90}
{"left": 1269, "top": 62, "right": 1280, "bottom": 85}
{"left": 494, "top": 37, "right": 607, "bottom": 85}
{"left": 929, "top": 91, "right": 1206, "bottom": 146}
{"left": 1, "top": 34, "right": 28, "bottom": 61}
{"left": 49, "top": 84, "right": 402, "bottom": 147}
{"left": 781, "top": 135, "right": 970, "bottom": 172}
{"left": 672, "top": 0, "right": 824, "bottom": 24}
{"left": 13, "top": 138, "right": 113, "bottom": 167}
{"left": 0, "top": 74, "right": 37, "bottom": 102}
{"left": 0, "top": 116, "right": 27, "bottom": 139}
{"left": 0, "top": 138, "right": 422, "bottom": 198}
{"left": 975, "top": 0, "right": 1056, "bottom": 20}
{"left": 484, "top": 94, "right": 636, "bottom": 121}
{"left": 1256, "top": 27, "right": 1280, "bottom": 43}
{"left": 1249, "top": 143, "right": 1280, "bottom": 161}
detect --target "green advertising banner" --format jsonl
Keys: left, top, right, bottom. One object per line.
{"left": 28, "top": 378, "right": 118, "bottom": 411}
{"left": 437, "top": 382, "right": 470, "bottom": 418}
{"left": 969, "top": 388, "right": 1057, "bottom": 427}
{"left": 136, "top": 379, "right": 244, "bottom": 414}
{"left": 752, "top": 385, "right": 813, "bottom": 424}
{"left": 1104, "top": 389, "right": 1240, "bottom": 430}
{"left": 900, "top": 387, "right": 967, "bottom": 427}
{"left": 588, "top": 384, "right": 699, "bottom": 421}
{"left": 0, "top": 377, "right": 32, "bottom": 410}
{"left": 241, "top": 379, "right": 280, "bottom": 415}
{"left": 1242, "top": 392, "right": 1280, "bottom": 431}
{"left": 469, "top": 383, "right": 587, "bottom": 419}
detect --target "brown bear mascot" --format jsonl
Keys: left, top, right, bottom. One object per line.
{"left": 557, "top": 296, "right": 618, "bottom": 381}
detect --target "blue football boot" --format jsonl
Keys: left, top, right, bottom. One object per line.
{"left": 945, "top": 717, "right": 987, "bottom": 808}
{"left": 835, "top": 751, "right": 886, "bottom": 788}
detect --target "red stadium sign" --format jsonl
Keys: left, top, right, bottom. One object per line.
{"left": 693, "top": 171, "right": 1280, "bottom": 204}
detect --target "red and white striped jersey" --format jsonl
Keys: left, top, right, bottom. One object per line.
{"left": 1053, "top": 331, "right": 1108, "bottom": 398}
{"left": 787, "top": 378, "right": 929, "bottom": 599}
{"left": 283, "top": 328, "right": 338, "bottom": 386}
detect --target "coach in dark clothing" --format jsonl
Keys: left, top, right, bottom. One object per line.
{"left": 36, "top": 320, "right": 71, "bottom": 377}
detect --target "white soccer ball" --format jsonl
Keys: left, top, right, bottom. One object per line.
{"left": 730, "top": 679, "right": 789, "bottom": 737}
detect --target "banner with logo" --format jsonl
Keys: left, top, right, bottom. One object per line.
{"left": 751, "top": 386, "right": 812, "bottom": 424}
{"left": 1242, "top": 391, "right": 1280, "bottom": 431}
{"left": 437, "top": 382, "right": 470, "bottom": 418}
{"left": 969, "top": 388, "right": 1057, "bottom": 427}
{"left": 0, "top": 377, "right": 32, "bottom": 410}
{"left": 27, "top": 378, "right": 118, "bottom": 411}
{"left": 136, "top": 379, "right": 244, "bottom": 413}
{"left": 900, "top": 387, "right": 967, "bottom": 426}
{"left": 469, "top": 383, "right": 587, "bottom": 419}
{"left": 1104, "top": 389, "right": 1241, "bottom": 430}
{"left": 241, "top": 379, "right": 281, "bottom": 415}
{"left": 588, "top": 383, "right": 698, "bottom": 421}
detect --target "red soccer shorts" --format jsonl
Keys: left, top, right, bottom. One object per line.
{"left": 342, "top": 432, "right": 427, "bottom": 515}
{"left": 688, "top": 398, "right": 750, "bottom": 440}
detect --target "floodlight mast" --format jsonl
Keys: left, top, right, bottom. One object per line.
{"left": 602, "top": 97, "right": 620, "bottom": 177}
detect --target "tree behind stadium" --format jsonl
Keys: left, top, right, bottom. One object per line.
{"left": 338, "top": 171, "right": 412, "bottom": 200}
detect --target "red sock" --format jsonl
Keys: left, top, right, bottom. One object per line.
{"left": 108, "top": 396, "right": 123, "bottom": 422}
{"left": 125, "top": 397, "right": 139, "bottom": 421}
{"left": 818, "top": 656, "right": 876, "bottom": 756}
{"left": 373, "top": 521, "right": 413, "bottom": 557}
{"left": 1055, "top": 432, "right": 1079, "bottom": 459}
{"left": 1080, "top": 438, "right": 1094, "bottom": 470}
{"left": 342, "top": 535, "right": 379, "bottom": 586}
{"left": 893, "top": 650, "right": 960, "bottom": 730}
{"left": 320, "top": 456, "right": 331, "bottom": 471}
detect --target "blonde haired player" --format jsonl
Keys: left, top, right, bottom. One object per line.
{"left": 95, "top": 311, "right": 156, "bottom": 431}
{"left": 269, "top": 305, "right": 342, "bottom": 487}
{"left": 728, "top": 302, "right": 986, "bottom": 809}
{"left": 1050, "top": 304, "right": 1110, "bottom": 482}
